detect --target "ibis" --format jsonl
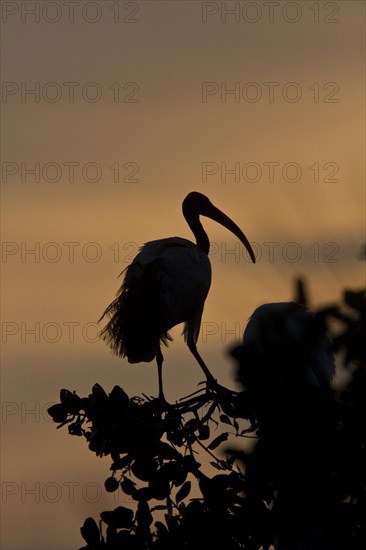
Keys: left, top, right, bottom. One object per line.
{"left": 100, "top": 192, "right": 255, "bottom": 398}
{"left": 231, "top": 302, "right": 337, "bottom": 550}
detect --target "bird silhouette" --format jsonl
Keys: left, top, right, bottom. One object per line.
{"left": 100, "top": 191, "right": 255, "bottom": 398}
{"left": 232, "top": 302, "right": 338, "bottom": 550}
{"left": 234, "top": 302, "right": 335, "bottom": 396}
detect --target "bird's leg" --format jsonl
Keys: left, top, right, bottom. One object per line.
{"left": 187, "top": 339, "right": 216, "bottom": 387}
{"left": 156, "top": 347, "right": 165, "bottom": 401}
{"left": 187, "top": 340, "right": 239, "bottom": 398}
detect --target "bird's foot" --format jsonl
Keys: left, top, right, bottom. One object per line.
{"left": 143, "top": 392, "right": 172, "bottom": 412}
{"left": 203, "top": 378, "right": 240, "bottom": 399}
{"left": 155, "top": 393, "right": 173, "bottom": 412}
{"left": 204, "top": 375, "right": 219, "bottom": 394}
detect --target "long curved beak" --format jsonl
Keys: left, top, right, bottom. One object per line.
{"left": 205, "top": 205, "right": 256, "bottom": 263}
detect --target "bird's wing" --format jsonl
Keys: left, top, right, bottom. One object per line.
{"left": 133, "top": 238, "right": 212, "bottom": 333}
{"left": 100, "top": 237, "right": 212, "bottom": 359}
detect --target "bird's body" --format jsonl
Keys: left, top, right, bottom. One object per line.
{"left": 239, "top": 302, "right": 335, "bottom": 391}
{"left": 100, "top": 192, "right": 255, "bottom": 397}
{"left": 102, "top": 237, "right": 211, "bottom": 363}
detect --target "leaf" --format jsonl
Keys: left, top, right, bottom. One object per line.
{"left": 101, "top": 507, "right": 133, "bottom": 529}
{"left": 131, "top": 458, "right": 157, "bottom": 482}
{"left": 149, "top": 469, "right": 171, "bottom": 500}
{"left": 121, "top": 477, "right": 137, "bottom": 496}
{"left": 220, "top": 398, "right": 236, "bottom": 417}
{"left": 155, "top": 520, "right": 168, "bottom": 537}
{"left": 47, "top": 403, "right": 68, "bottom": 424}
{"left": 219, "top": 414, "right": 232, "bottom": 425}
{"left": 176, "top": 480, "right": 191, "bottom": 503}
{"left": 136, "top": 500, "right": 153, "bottom": 528}
{"left": 198, "top": 424, "right": 210, "bottom": 440}
{"left": 158, "top": 442, "right": 180, "bottom": 460}
{"left": 171, "top": 464, "right": 188, "bottom": 487}
{"left": 60, "top": 389, "right": 82, "bottom": 414}
{"left": 80, "top": 517, "right": 100, "bottom": 545}
{"left": 158, "top": 462, "right": 181, "bottom": 484}
{"left": 208, "top": 432, "right": 229, "bottom": 450}
{"left": 109, "top": 385, "right": 129, "bottom": 412}
{"left": 112, "top": 506, "right": 134, "bottom": 529}
{"left": 111, "top": 453, "right": 132, "bottom": 471}
{"left": 100, "top": 511, "right": 114, "bottom": 526}
{"left": 105, "top": 477, "right": 119, "bottom": 493}
{"left": 185, "top": 418, "right": 199, "bottom": 432}
{"left": 60, "top": 389, "right": 72, "bottom": 403}
{"left": 91, "top": 384, "right": 109, "bottom": 404}
{"left": 182, "top": 455, "right": 201, "bottom": 472}
{"left": 135, "top": 487, "right": 153, "bottom": 502}
{"left": 68, "top": 420, "right": 83, "bottom": 436}
{"left": 211, "top": 474, "right": 233, "bottom": 491}
{"left": 166, "top": 428, "right": 184, "bottom": 446}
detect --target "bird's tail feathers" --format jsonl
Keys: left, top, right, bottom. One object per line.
{"left": 99, "top": 269, "right": 172, "bottom": 362}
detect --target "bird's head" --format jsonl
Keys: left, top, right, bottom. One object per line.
{"left": 182, "top": 192, "right": 256, "bottom": 263}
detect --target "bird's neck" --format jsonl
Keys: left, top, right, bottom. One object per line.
{"left": 186, "top": 215, "right": 210, "bottom": 254}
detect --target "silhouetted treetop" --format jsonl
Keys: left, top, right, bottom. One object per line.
{"left": 49, "top": 283, "right": 366, "bottom": 549}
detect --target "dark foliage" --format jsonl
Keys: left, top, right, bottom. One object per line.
{"left": 49, "top": 284, "right": 366, "bottom": 549}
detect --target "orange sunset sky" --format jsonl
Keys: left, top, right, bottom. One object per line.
{"left": 1, "top": 1, "right": 365, "bottom": 548}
